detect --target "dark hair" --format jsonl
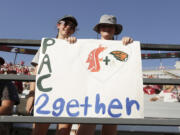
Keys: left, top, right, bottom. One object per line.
{"left": 0, "top": 57, "right": 5, "bottom": 65}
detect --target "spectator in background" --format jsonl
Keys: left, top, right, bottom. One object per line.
{"left": 143, "top": 85, "right": 162, "bottom": 95}
{"left": 150, "top": 85, "right": 179, "bottom": 102}
{"left": 0, "top": 57, "right": 20, "bottom": 135}
{"left": 0, "top": 57, "right": 20, "bottom": 114}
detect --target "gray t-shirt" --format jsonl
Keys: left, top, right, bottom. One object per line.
{"left": 31, "top": 49, "right": 40, "bottom": 67}
{"left": 0, "top": 81, "right": 20, "bottom": 106}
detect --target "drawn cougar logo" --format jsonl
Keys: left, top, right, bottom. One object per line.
{"left": 86, "top": 45, "right": 106, "bottom": 72}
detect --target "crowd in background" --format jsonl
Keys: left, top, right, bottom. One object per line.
{"left": 0, "top": 61, "right": 34, "bottom": 94}
{"left": 143, "top": 74, "right": 180, "bottom": 102}
{"left": 0, "top": 61, "right": 34, "bottom": 75}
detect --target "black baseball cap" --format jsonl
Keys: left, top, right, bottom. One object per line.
{"left": 58, "top": 15, "right": 78, "bottom": 27}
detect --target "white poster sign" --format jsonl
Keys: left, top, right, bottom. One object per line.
{"left": 34, "top": 38, "right": 144, "bottom": 118}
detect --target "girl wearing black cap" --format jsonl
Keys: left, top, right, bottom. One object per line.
{"left": 26, "top": 15, "right": 78, "bottom": 135}
{"left": 76, "top": 14, "right": 133, "bottom": 135}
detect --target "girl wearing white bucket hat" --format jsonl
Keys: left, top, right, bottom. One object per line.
{"left": 76, "top": 14, "right": 133, "bottom": 135}
{"left": 94, "top": 14, "right": 133, "bottom": 44}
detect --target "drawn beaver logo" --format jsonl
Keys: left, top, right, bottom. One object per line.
{"left": 110, "top": 51, "right": 128, "bottom": 62}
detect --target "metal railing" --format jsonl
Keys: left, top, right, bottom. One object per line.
{"left": 0, "top": 116, "right": 180, "bottom": 126}
{"left": 0, "top": 74, "right": 180, "bottom": 85}
{"left": 0, "top": 38, "right": 180, "bottom": 51}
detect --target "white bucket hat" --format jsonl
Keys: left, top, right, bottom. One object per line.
{"left": 93, "top": 14, "right": 123, "bottom": 35}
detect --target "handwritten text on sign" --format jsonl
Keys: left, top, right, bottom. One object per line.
{"left": 34, "top": 38, "right": 144, "bottom": 118}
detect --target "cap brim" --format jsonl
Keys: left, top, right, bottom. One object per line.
{"left": 31, "top": 62, "right": 38, "bottom": 67}
{"left": 93, "top": 23, "right": 123, "bottom": 35}
{"left": 60, "top": 16, "right": 78, "bottom": 27}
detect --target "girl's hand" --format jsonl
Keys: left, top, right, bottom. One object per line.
{"left": 122, "top": 37, "right": 133, "bottom": 45}
{"left": 66, "top": 37, "right": 77, "bottom": 44}
{"left": 26, "top": 91, "right": 34, "bottom": 114}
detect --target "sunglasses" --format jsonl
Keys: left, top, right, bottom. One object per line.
{"left": 100, "top": 24, "right": 115, "bottom": 28}
{"left": 60, "top": 20, "right": 76, "bottom": 29}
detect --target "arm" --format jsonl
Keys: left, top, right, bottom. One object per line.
{"left": 150, "top": 97, "right": 159, "bottom": 102}
{"left": 26, "top": 66, "right": 37, "bottom": 114}
{"left": 165, "top": 85, "right": 175, "bottom": 93}
{"left": 0, "top": 100, "right": 14, "bottom": 115}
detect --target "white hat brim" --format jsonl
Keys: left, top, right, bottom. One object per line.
{"left": 93, "top": 23, "right": 123, "bottom": 35}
